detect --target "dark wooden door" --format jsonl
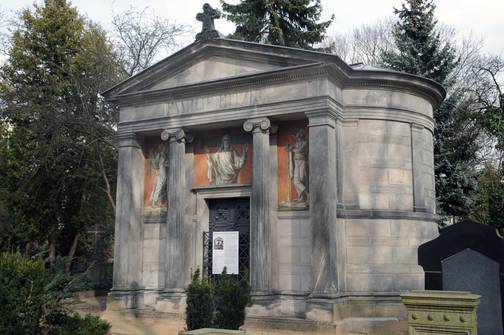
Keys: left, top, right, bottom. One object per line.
{"left": 205, "top": 197, "right": 250, "bottom": 277}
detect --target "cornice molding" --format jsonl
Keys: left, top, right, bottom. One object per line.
{"left": 305, "top": 108, "right": 339, "bottom": 128}
{"left": 116, "top": 133, "right": 140, "bottom": 148}
{"left": 104, "top": 38, "right": 445, "bottom": 110}
{"left": 115, "top": 95, "right": 433, "bottom": 135}
{"left": 110, "top": 63, "right": 328, "bottom": 106}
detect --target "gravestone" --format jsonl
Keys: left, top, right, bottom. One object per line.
{"left": 419, "top": 219, "right": 504, "bottom": 335}
{"left": 443, "top": 249, "right": 502, "bottom": 335}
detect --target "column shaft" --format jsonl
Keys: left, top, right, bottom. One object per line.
{"left": 244, "top": 118, "right": 272, "bottom": 293}
{"left": 162, "top": 129, "right": 192, "bottom": 290}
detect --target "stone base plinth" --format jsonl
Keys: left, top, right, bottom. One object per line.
{"left": 154, "top": 291, "right": 186, "bottom": 317}
{"left": 401, "top": 290, "right": 480, "bottom": 335}
{"left": 246, "top": 294, "right": 281, "bottom": 318}
{"left": 305, "top": 295, "right": 407, "bottom": 334}
{"left": 107, "top": 290, "right": 141, "bottom": 310}
{"left": 106, "top": 290, "right": 411, "bottom": 334}
{"left": 180, "top": 328, "right": 246, "bottom": 335}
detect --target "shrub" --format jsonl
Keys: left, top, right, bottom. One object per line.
{"left": 185, "top": 269, "right": 214, "bottom": 330}
{"left": 51, "top": 312, "right": 111, "bottom": 335}
{"left": 0, "top": 251, "right": 110, "bottom": 335}
{"left": 213, "top": 269, "right": 251, "bottom": 330}
{"left": 0, "top": 251, "right": 47, "bottom": 334}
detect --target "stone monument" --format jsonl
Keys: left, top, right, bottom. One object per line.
{"left": 401, "top": 290, "right": 480, "bottom": 335}
{"left": 103, "top": 3, "right": 445, "bottom": 333}
{"left": 419, "top": 219, "right": 504, "bottom": 335}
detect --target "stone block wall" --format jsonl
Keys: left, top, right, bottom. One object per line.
{"left": 275, "top": 212, "right": 311, "bottom": 293}
{"left": 358, "top": 120, "right": 413, "bottom": 211}
{"left": 345, "top": 218, "right": 438, "bottom": 294}
{"left": 141, "top": 222, "right": 165, "bottom": 290}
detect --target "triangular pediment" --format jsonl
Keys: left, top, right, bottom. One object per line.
{"left": 102, "top": 40, "right": 331, "bottom": 99}
{"left": 147, "top": 55, "right": 282, "bottom": 90}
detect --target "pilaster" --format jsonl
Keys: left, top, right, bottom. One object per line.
{"left": 305, "top": 110, "right": 345, "bottom": 297}
{"left": 112, "top": 133, "right": 145, "bottom": 292}
{"left": 341, "top": 119, "right": 360, "bottom": 209}
{"left": 244, "top": 117, "right": 272, "bottom": 293}
{"left": 411, "top": 123, "right": 427, "bottom": 212}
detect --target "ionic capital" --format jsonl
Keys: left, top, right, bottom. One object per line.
{"left": 243, "top": 117, "right": 271, "bottom": 134}
{"left": 160, "top": 128, "right": 194, "bottom": 143}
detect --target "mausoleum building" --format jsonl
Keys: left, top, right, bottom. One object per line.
{"left": 103, "top": 7, "right": 445, "bottom": 332}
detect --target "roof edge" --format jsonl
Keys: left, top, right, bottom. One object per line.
{"left": 102, "top": 38, "right": 446, "bottom": 109}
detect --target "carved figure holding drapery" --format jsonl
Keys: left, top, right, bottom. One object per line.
{"left": 286, "top": 129, "right": 309, "bottom": 207}
{"left": 150, "top": 144, "right": 168, "bottom": 207}
{"left": 205, "top": 134, "right": 248, "bottom": 185}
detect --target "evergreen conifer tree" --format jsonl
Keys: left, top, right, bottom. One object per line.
{"left": 382, "top": 0, "right": 456, "bottom": 84}
{"left": 382, "top": 0, "right": 477, "bottom": 218}
{"left": 220, "top": 0, "right": 332, "bottom": 49}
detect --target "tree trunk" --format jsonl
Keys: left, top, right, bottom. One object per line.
{"left": 48, "top": 234, "right": 56, "bottom": 263}
{"left": 65, "top": 233, "right": 80, "bottom": 273}
{"left": 98, "top": 152, "right": 116, "bottom": 212}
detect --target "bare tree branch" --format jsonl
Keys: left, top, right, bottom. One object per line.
{"left": 322, "top": 19, "right": 394, "bottom": 66}
{"left": 98, "top": 150, "right": 116, "bottom": 212}
{"left": 111, "top": 6, "right": 190, "bottom": 76}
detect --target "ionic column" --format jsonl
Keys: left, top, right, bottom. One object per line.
{"left": 112, "top": 133, "right": 145, "bottom": 291}
{"left": 306, "top": 110, "right": 345, "bottom": 296}
{"left": 161, "top": 128, "right": 193, "bottom": 291}
{"left": 244, "top": 117, "right": 272, "bottom": 293}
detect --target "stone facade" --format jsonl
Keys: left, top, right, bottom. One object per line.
{"left": 103, "top": 37, "right": 444, "bottom": 331}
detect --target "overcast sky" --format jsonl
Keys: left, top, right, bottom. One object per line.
{"left": 2, "top": 0, "right": 503, "bottom": 56}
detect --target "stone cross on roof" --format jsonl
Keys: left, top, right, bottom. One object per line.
{"left": 195, "top": 3, "right": 221, "bottom": 42}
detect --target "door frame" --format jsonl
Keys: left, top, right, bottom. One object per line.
{"left": 192, "top": 185, "right": 251, "bottom": 273}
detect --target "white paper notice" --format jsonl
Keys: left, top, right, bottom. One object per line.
{"left": 212, "top": 231, "right": 239, "bottom": 275}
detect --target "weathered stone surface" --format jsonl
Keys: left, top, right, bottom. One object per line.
{"left": 275, "top": 212, "right": 311, "bottom": 293}
{"left": 358, "top": 120, "right": 414, "bottom": 211}
{"left": 345, "top": 218, "right": 437, "bottom": 295}
{"left": 195, "top": 3, "right": 221, "bottom": 42}
{"left": 112, "top": 134, "right": 144, "bottom": 292}
{"left": 180, "top": 329, "right": 246, "bottom": 335}
{"left": 162, "top": 129, "right": 193, "bottom": 290}
{"left": 105, "top": 36, "right": 444, "bottom": 332}
{"left": 244, "top": 118, "right": 272, "bottom": 293}
{"left": 443, "top": 249, "right": 503, "bottom": 335}
{"left": 306, "top": 110, "right": 343, "bottom": 296}
{"left": 150, "top": 56, "right": 280, "bottom": 90}
{"left": 419, "top": 219, "right": 504, "bottom": 335}
{"left": 401, "top": 290, "right": 480, "bottom": 335}
{"left": 343, "top": 88, "right": 434, "bottom": 119}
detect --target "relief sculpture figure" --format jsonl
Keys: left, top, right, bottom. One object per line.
{"left": 287, "top": 129, "right": 309, "bottom": 206}
{"left": 205, "top": 134, "right": 248, "bottom": 185}
{"left": 150, "top": 144, "right": 168, "bottom": 207}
